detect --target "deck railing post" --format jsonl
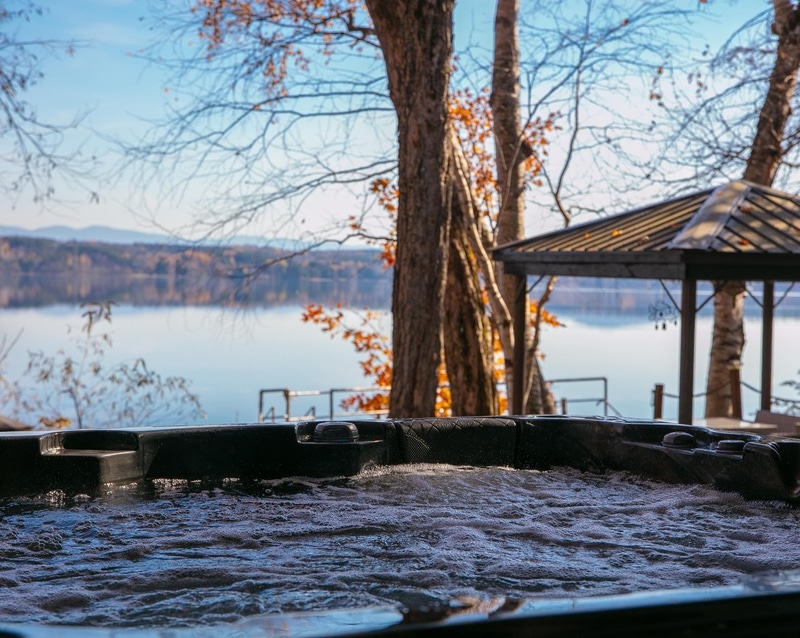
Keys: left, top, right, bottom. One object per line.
{"left": 761, "top": 281, "right": 775, "bottom": 411}
{"left": 283, "top": 389, "right": 291, "bottom": 421}
{"left": 729, "top": 365, "right": 743, "bottom": 420}
{"left": 678, "top": 279, "right": 697, "bottom": 424}
{"left": 653, "top": 384, "right": 664, "bottom": 420}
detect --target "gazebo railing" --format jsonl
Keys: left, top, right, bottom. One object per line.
{"left": 652, "top": 376, "right": 800, "bottom": 422}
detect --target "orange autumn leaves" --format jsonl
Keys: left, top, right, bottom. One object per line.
{"left": 301, "top": 303, "right": 454, "bottom": 417}
{"left": 302, "top": 303, "right": 393, "bottom": 415}
{"left": 449, "top": 87, "right": 556, "bottom": 217}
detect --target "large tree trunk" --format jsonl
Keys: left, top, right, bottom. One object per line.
{"left": 366, "top": 1, "right": 455, "bottom": 417}
{"left": 443, "top": 197, "right": 499, "bottom": 416}
{"left": 705, "top": 0, "right": 800, "bottom": 417}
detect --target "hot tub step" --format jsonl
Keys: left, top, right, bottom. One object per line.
{"left": 39, "top": 447, "right": 143, "bottom": 491}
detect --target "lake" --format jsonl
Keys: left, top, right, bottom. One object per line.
{"left": 1, "top": 276, "right": 798, "bottom": 425}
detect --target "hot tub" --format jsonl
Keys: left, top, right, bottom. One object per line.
{"left": 2, "top": 416, "right": 800, "bottom": 636}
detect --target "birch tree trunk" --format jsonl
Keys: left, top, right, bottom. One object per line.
{"left": 366, "top": 0, "right": 455, "bottom": 418}
{"left": 705, "top": 281, "right": 747, "bottom": 417}
{"left": 705, "top": 0, "right": 800, "bottom": 417}
{"left": 491, "top": 0, "right": 528, "bottom": 412}
{"left": 490, "top": 0, "right": 553, "bottom": 414}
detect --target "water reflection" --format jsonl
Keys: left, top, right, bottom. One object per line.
{"left": 0, "top": 273, "right": 392, "bottom": 310}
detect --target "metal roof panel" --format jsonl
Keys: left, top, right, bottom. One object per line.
{"left": 494, "top": 181, "right": 800, "bottom": 281}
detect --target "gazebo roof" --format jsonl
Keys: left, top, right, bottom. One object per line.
{"left": 494, "top": 180, "right": 800, "bottom": 281}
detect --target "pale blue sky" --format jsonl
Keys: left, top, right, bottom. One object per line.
{"left": 2, "top": 0, "right": 767, "bottom": 240}
{"left": 4, "top": 0, "right": 173, "bottom": 232}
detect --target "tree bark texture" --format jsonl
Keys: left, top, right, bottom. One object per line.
{"left": 525, "top": 276, "right": 557, "bottom": 415}
{"left": 744, "top": 0, "right": 800, "bottom": 185}
{"left": 525, "top": 356, "right": 556, "bottom": 415}
{"left": 705, "top": 281, "right": 747, "bottom": 417}
{"left": 491, "top": 0, "right": 526, "bottom": 249}
{"left": 706, "top": 0, "right": 800, "bottom": 417}
{"left": 366, "top": 0, "right": 455, "bottom": 417}
{"left": 443, "top": 198, "right": 499, "bottom": 416}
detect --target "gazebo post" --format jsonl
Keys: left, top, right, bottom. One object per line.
{"left": 512, "top": 274, "right": 526, "bottom": 415}
{"left": 761, "top": 281, "right": 775, "bottom": 411}
{"left": 679, "top": 279, "right": 697, "bottom": 424}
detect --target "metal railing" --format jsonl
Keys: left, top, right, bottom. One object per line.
{"left": 549, "top": 376, "right": 619, "bottom": 417}
{"left": 652, "top": 376, "right": 800, "bottom": 422}
{"left": 259, "top": 377, "right": 617, "bottom": 422}
{"left": 258, "top": 387, "right": 388, "bottom": 422}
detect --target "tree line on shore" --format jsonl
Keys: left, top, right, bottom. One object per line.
{"left": 0, "top": 236, "right": 391, "bottom": 282}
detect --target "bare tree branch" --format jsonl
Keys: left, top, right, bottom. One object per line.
{"left": 0, "top": 1, "right": 97, "bottom": 204}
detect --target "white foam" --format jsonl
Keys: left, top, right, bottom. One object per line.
{"left": 0, "top": 466, "right": 798, "bottom": 628}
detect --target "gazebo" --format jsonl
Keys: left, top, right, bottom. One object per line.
{"left": 493, "top": 180, "right": 800, "bottom": 423}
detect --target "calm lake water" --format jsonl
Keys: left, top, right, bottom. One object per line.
{"left": 1, "top": 277, "right": 798, "bottom": 425}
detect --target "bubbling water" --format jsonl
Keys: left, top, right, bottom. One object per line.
{"left": 1, "top": 464, "right": 799, "bottom": 628}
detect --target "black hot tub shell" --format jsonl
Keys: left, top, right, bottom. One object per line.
{"left": 3, "top": 416, "right": 799, "bottom": 502}
{"left": 2, "top": 415, "right": 800, "bottom": 637}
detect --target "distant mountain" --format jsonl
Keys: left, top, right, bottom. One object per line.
{"left": 0, "top": 224, "right": 312, "bottom": 251}
{"left": 0, "top": 225, "right": 175, "bottom": 245}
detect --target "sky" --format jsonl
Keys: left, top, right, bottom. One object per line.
{"left": 3, "top": 0, "right": 175, "bottom": 233}
{"left": 1, "top": 0, "right": 768, "bottom": 242}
